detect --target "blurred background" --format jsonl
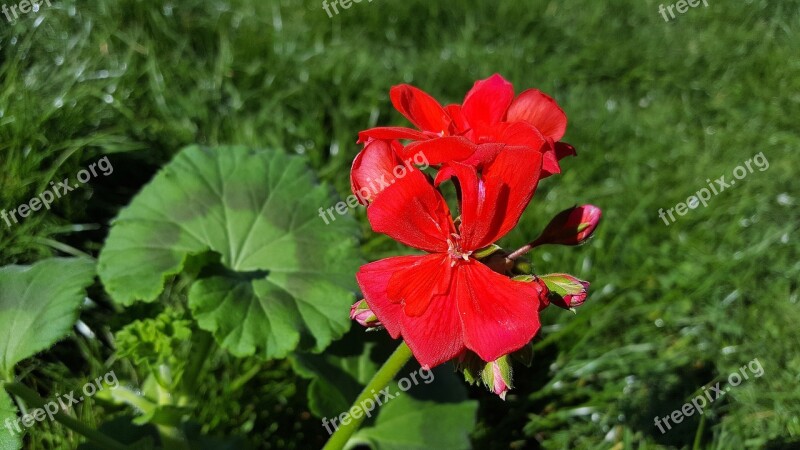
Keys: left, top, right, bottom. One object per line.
{"left": 1, "top": 0, "right": 798, "bottom": 448}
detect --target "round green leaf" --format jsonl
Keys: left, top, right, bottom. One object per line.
{"left": 0, "top": 258, "right": 96, "bottom": 379}
{"left": 97, "top": 146, "right": 362, "bottom": 358}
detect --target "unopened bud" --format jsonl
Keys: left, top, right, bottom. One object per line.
{"left": 539, "top": 273, "right": 590, "bottom": 310}
{"left": 350, "top": 300, "right": 382, "bottom": 329}
{"left": 532, "top": 204, "right": 601, "bottom": 247}
{"left": 481, "top": 356, "right": 513, "bottom": 400}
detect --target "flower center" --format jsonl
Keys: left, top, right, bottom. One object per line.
{"left": 447, "top": 234, "right": 472, "bottom": 266}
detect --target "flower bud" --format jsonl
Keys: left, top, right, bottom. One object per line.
{"left": 350, "top": 300, "right": 382, "bottom": 329}
{"left": 481, "top": 356, "right": 513, "bottom": 400}
{"left": 532, "top": 204, "right": 601, "bottom": 247}
{"left": 539, "top": 273, "right": 590, "bottom": 310}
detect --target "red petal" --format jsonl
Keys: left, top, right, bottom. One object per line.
{"left": 436, "top": 145, "right": 544, "bottom": 250}
{"left": 445, "top": 104, "right": 469, "bottom": 135}
{"left": 390, "top": 84, "right": 452, "bottom": 134}
{"left": 541, "top": 140, "right": 562, "bottom": 178}
{"left": 506, "top": 89, "right": 567, "bottom": 141}
{"left": 367, "top": 168, "right": 454, "bottom": 253}
{"left": 461, "top": 74, "right": 515, "bottom": 134}
{"left": 396, "top": 256, "right": 465, "bottom": 368}
{"left": 350, "top": 140, "right": 402, "bottom": 205}
{"left": 458, "top": 142, "right": 505, "bottom": 167}
{"left": 356, "top": 255, "right": 431, "bottom": 339}
{"left": 495, "top": 122, "right": 562, "bottom": 177}
{"left": 350, "top": 140, "right": 402, "bottom": 204}
{"left": 498, "top": 121, "right": 546, "bottom": 148}
{"left": 479, "top": 147, "right": 544, "bottom": 245}
{"left": 357, "top": 127, "right": 429, "bottom": 144}
{"left": 401, "top": 294, "right": 465, "bottom": 368}
{"left": 403, "top": 136, "right": 477, "bottom": 165}
{"left": 454, "top": 261, "right": 545, "bottom": 362}
{"left": 358, "top": 254, "right": 466, "bottom": 368}
{"left": 387, "top": 253, "right": 453, "bottom": 316}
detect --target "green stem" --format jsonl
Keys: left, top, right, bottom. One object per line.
{"left": 227, "top": 363, "right": 262, "bottom": 393}
{"left": 153, "top": 366, "right": 190, "bottom": 449}
{"left": 182, "top": 330, "right": 214, "bottom": 395}
{"left": 109, "top": 386, "right": 158, "bottom": 416}
{"left": 3, "top": 382, "right": 128, "bottom": 450}
{"left": 322, "top": 342, "right": 413, "bottom": 450}
{"left": 692, "top": 413, "right": 707, "bottom": 450}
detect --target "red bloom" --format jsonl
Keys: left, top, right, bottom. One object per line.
{"left": 356, "top": 142, "right": 549, "bottom": 368}
{"left": 357, "top": 74, "right": 575, "bottom": 176}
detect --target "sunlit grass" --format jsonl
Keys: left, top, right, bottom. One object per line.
{"left": 1, "top": 0, "right": 798, "bottom": 448}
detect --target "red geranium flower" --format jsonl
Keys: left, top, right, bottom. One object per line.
{"left": 356, "top": 141, "right": 550, "bottom": 368}
{"left": 357, "top": 73, "right": 576, "bottom": 177}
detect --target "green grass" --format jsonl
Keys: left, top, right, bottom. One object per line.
{"left": 1, "top": 0, "right": 798, "bottom": 448}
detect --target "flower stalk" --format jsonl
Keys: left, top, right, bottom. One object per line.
{"left": 322, "top": 341, "right": 413, "bottom": 450}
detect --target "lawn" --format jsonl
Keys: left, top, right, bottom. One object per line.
{"left": 0, "top": 0, "right": 798, "bottom": 448}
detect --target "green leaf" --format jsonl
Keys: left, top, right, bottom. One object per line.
{"left": 0, "top": 385, "right": 22, "bottom": 450}
{"left": 0, "top": 258, "right": 96, "bottom": 379}
{"left": 348, "top": 394, "right": 478, "bottom": 450}
{"left": 294, "top": 333, "right": 478, "bottom": 449}
{"left": 291, "top": 338, "right": 381, "bottom": 418}
{"left": 346, "top": 366, "right": 478, "bottom": 450}
{"left": 97, "top": 146, "right": 361, "bottom": 358}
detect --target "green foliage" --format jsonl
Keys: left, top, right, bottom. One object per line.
{"left": 0, "top": 257, "right": 95, "bottom": 450}
{"left": 76, "top": 416, "right": 160, "bottom": 450}
{"left": 115, "top": 310, "right": 193, "bottom": 387}
{"left": 98, "top": 145, "right": 362, "bottom": 359}
{"left": 0, "top": 258, "right": 96, "bottom": 379}
{"left": 293, "top": 332, "right": 478, "bottom": 449}
{"left": 0, "top": 386, "right": 22, "bottom": 450}
{"left": 292, "top": 339, "right": 383, "bottom": 419}
{"left": 349, "top": 397, "right": 477, "bottom": 450}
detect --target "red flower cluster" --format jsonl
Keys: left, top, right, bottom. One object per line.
{"left": 350, "top": 74, "right": 599, "bottom": 377}
{"left": 357, "top": 73, "right": 575, "bottom": 178}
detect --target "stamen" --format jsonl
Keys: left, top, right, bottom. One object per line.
{"left": 447, "top": 233, "right": 472, "bottom": 264}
